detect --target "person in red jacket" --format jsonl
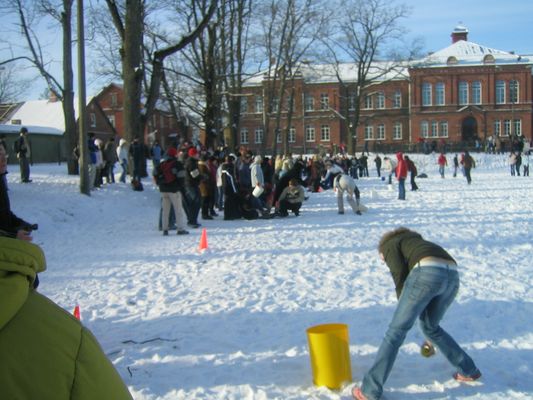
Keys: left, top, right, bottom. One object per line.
{"left": 437, "top": 153, "right": 448, "bottom": 178}
{"left": 395, "top": 152, "right": 408, "bottom": 200}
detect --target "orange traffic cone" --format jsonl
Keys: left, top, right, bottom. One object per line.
{"left": 198, "top": 228, "right": 208, "bottom": 251}
{"left": 73, "top": 305, "right": 81, "bottom": 320}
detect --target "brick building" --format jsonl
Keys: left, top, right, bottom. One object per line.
{"left": 238, "top": 26, "right": 533, "bottom": 155}
{"left": 93, "top": 83, "right": 191, "bottom": 149}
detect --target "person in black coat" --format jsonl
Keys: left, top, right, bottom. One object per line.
{"left": 220, "top": 155, "right": 242, "bottom": 220}
{"left": 0, "top": 146, "right": 34, "bottom": 241}
{"left": 374, "top": 155, "right": 382, "bottom": 177}
{"left": 183, "top": 147, "right": 202, "bottom": 228}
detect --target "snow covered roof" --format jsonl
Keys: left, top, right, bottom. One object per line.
{"left": 0, "top": 124, "right": 63, "bottom": 136}
{"left": 412, "top": 40, "right": 532, "bottom": 68}
{"left": 2, "top": 97, "right": 92, "bottom": 133}
{"left": 243, "top": 61, "right": 409, "bottom": 86}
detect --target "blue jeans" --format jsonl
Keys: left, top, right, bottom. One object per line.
{"left": 361, "top": 266, "right": 479, "bottom": 400}
{"left": 119, "top": 159, "right": 128, "bottom": 183}
{"left": 398, "top": 178, "right": 406, "bottom": 200}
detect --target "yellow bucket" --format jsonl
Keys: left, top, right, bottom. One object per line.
{"left": 306, "top": 323, "right": 352, "bottom": 390}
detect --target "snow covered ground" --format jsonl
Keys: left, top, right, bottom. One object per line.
{"left": 7, "top": 152, "right": 533, "bottom": 400}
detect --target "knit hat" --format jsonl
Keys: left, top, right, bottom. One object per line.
{"left": 254, "top": 155, "right": 262, "bottom": 163}
{"left": 188, "top": 147, "right": 198, "bottom": 157}
{"left": 167, "top": 147, "right": 177, "bottom": 158}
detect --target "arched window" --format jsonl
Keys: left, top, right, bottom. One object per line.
{"left": 483, "top": 54, "right": 495, "bottom": 64}
{"left": 447, "top": 56, "right": 458, "bottom": 65}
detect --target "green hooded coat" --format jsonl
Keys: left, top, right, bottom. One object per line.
{"left": 0, "top": 237, "right": 132, "bottom": 399}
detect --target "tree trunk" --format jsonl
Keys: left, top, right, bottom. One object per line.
{"left": 122, "top": 0, "right": 144, "bottom": 145}
{"left": 62, "top": 0, "right": 78, "bottom": 174}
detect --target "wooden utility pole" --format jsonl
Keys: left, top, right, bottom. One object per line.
{"left": 77, "top": 0, "right": 89, "bottom": 195}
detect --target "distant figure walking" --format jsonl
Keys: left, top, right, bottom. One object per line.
{"left": 14, "top": 127, "right": 31, "bottom": 183}
{"left": 461, "top": 151, "right": 476, "bottom": 184}
{"left": 437, "top": 153, "right": 447, "bottom": 178}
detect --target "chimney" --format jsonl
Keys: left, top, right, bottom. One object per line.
{"left": 49, "top": 90, "right": 59, "bottom": 103}
{"left": 451, "top": 24, "right": 468, "bottom": 43}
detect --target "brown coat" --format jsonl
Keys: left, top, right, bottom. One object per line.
{"left": 198, "top": 161, "right": 212, "bottom": 197}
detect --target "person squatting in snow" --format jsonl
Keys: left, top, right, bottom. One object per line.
{"left": 352, "top": 227, "right": 481, "bottom": 400}
{"left": 276, "top": 178, "right": 305, "bottom": 217}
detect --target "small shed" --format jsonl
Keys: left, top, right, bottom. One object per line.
{"left": 0, "top": 124, "right": 65, "bottom": 165}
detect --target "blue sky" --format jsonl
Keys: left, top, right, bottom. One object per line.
{"left": 402, "top": 0, "right": 533, "bottom": 54}
{"left": 2, "top": 0, "right": 533, "bottom": 101}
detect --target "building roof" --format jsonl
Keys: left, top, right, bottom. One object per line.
{"left": 244, "top": 61, "right": 409, "bottom": 86}
{"left": 244, "top": 28, "right": 533, "bottom": 86}
{"left": 0, "top": 124, "right": 63, "bottom": 136}
{"left": 412, "top": 40, "right": 532, "bottom": 68}
{"left": 0, "top": 98, "right": 91, "bottom": 133}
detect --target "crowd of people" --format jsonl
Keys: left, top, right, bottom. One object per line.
{"left": 5, "top": 131, "right": 519, "bottom": 399}
{"left": 81, "top": 132, "right": 508, "bottom": 228}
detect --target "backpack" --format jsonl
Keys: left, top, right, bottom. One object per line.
{"left": 156, "top": 159, "right": 178, "bottom": 185}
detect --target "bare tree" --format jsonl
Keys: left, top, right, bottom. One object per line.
{"left": 0, "top": 0, "right": 78, "bottom": 173}
{"left": 104, "top": 0, "right": 217, "bottom": 145}
{"left": 254, "top": 0, "right": 329, "bottom": 156}
{"left": 0, "top": 63, "right": 31, "bottom": 103}
{"left": 323, "top": 0, "right": 420, "bottom": 154}
{"left": 219, "top": 0, "right": 252, "bottom": 151}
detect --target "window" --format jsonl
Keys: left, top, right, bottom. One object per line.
{"left": 240, "top": 98, "right": 248, "bottom": 113}
{"left": 110, "top": 92, "right": 118, "bottom": 107}
{"left": 255, "top": 96, "right": 263, "bottom": 113}
{"left": 471, "top": 81, "right": 481, "bottom": 104}
{"left": 513, "top": 119, "right": 522, "bottom": 136}
{"left": 447, "top": 56, "right": 458, "bottom": 65}
{"left": 420, "top": 121, "right": 429, "bottom": 138}
{"left": 435, "top": 83, "right": 445, "bottom": 106}
{"left": 90, "top": 113, "right": 96, "bottom": 128}
{"left": 440, "top": 121, "right": 448, "bottom": 137}
{"left": 240, "top": 128, "right": 249, "bottom": 144}
{"left": 422, "top": 83, "right": 432, "bottom": 106}
{"left": 458, "top": 81, "right": 468, "bottom": 105}
{"left": 276, "top": 129, "right": 282, "bottom": 143}
{"left": 348, "top": 93, "right": 356, "bottom": 110}
{"left": 321, "top": 125, "right": 330, "bottom": 141}
{"left": 376, "top": 92, "right": 385, "bottom": 109}
{"left": 305, "top": 126, "right": 315, "bottom": 142}
{"left": 108, "top": 114, "right": 115, "bottom": 128}
{"left": 430, "top": 121, "right": 438, "bottom": 137}
{"left": 493, "top": 120, "right": 501, "bottom": 137}
{"left": 377, "top": 123, "right": 385, "bottom": 140}
{"left": 289, "top": 127, "right": 296, "bottom": 143}
{"left": 503, "top": 120, "right": 511, "bottom": 136}
{"left": 393, "top": 90, "right": 401, "bottom": 108}
{"left": 320, "top": 93, "right": 329, "bottom": 110}
{"left": 364, "top": 95, "right": 372, "bottom": 109}
{"left": 304, "top": 95, "right": 314, "bottom": 111}
{"left": 271, "top": 96, "right": 280, "bottom": 112}
{"left": 496, "top": 80, "right": 505, "bottom": 104}
{"left": 255, "top": 128, "right": 263, "bottom": 143}
{"left": 510, "top": 80, "right": 519, "bottom": 103}
{"left": 286, "top": 96, "right": 294, "bottom": 112}
{"left": 393, "top": 122, "right": 402, "bottom": 140}
{"left": 364, "top": 125, "right": 373, "bottom": 140}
